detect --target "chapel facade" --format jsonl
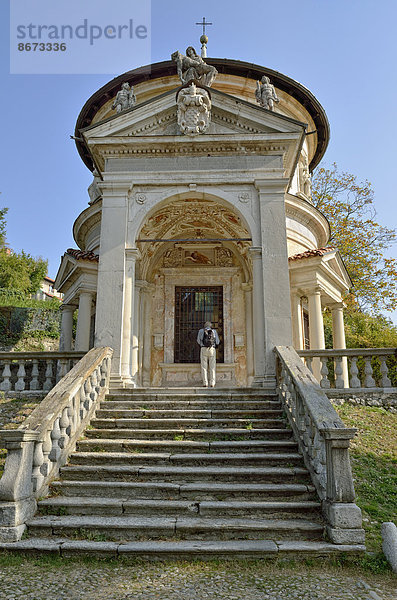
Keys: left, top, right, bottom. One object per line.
{"left": 55, "top": 47, "right": 351, "bottom": 388}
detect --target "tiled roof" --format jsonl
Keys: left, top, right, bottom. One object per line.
{"left": 66, "top": 248, "right": 99, "bottom": 262}
{"left": 288, "top": 246, "right": 336, "bottom": 262}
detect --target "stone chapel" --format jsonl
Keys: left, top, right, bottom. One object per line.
{"left": 54, "top": 44, "right": 351, "bottom": 389}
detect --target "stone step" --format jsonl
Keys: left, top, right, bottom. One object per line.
{"left": 77, "top": 438, "right": 299, "bottom": 454}
{"left": 107, "top": 389, "right": 277, "bottom": 400}
{"left": 59, "top": 464, "right": 310, "bottom": 484}
{"left": 0, "top": 538, "right": 365, "bottom": 560}
{"left": 90, "top": 418, "right": 286, "bottom": 430}
{"left": 84, "top": 427, "right": 294, "bottom": 441}
{"left": 95, "top": 408, "right": 284, "bottom": 419}
{"left": 51, "top": 480, "right": 317, "bottom": 501}
{"left": 27, "top": 515, "right": 324, "bottom": 542}
{"left": 68, "top": 451, "right": 304, "bottom": 468}
{"left": 38, "top": 496, "right": 322, "bottom": 520}
{"left": 102, "top": 400, "right": 281, "bottom": 410}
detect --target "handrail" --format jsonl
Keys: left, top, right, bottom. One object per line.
{"left": 275, "top": 345, "right": 365, "bottom": 545}
{"left": 0, "top": 346, "right": 113, "bottom": 542}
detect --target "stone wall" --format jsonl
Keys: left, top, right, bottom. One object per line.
{"left": 328, "top": 389, "right": 397, "bottom": 413}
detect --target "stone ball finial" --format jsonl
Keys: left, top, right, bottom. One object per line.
{"left": 200, "top": 34, "right": 208, "bottom": 44}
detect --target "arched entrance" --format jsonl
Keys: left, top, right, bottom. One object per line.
{"left": 135, "top": 195, "right": 253, "bottom": 387}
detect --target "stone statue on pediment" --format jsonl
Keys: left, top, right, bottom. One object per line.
{"left": 255, "top": 76, "right": 280, "bottom": 111}
{"left": 171, "top": 46, "right": 218, "bottom": 87}
{"left": 112, "top": 82, "right": 136, "bottom": 113}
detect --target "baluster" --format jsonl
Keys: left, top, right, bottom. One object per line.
{"left": 59, "top": 406, "right": 70, "bottom": 450}
{"left": 90, "top": 371, "right": 98, "bottom": 402}
{"left": 320, "top": 357, "right": 330, "bottom": 388}
{"left": 43, "top": 360, "right": 54, "bottom": 391}
{"left": 41, "top": 428, "right": 53, "bottom": 478}
{"left": 84, "top": 378, "right": 92, "bottom": 412}
{"left": 32, "top": 440, "right": 45, "bottom": 493}
{"left": 334, "top": 357, "right": 344, "bottom": 389}
{"left": 49, "top": 417, "right": 61, "bottom": 462}
{"left": 15, "top": 360, "right": 26, "bottom": 391}
{"left": 57, "top": 358, "right": 68, "bottom": 382}
{"left": 364, "top": 356, "right": 375, "bottom": 388}
{"left": 0, "top": 360, "right": 12, "bottom": 391}
{"left": 380, "top": 356, "right": 391, "bottom": 388}
{"left": 350, "top": 356, "right": 361, "bottom": 388}
{"left": 67, "top": 397, "right": 76, "bottom": 437}
{"left": 30, "top": 359, "right": 40, "bottom": 390}
{"left": 306, "top": 357, "right": 313, "bottom": 374}
{"left": 79, "top": 386, "right": 87, "bottom": 420}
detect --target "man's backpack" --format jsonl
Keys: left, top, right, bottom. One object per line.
{"left": 203, "top": 328, "right": 215, "bottom": 348}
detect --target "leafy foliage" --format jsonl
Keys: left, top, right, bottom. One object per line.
{"left": 0, "top": 207, "right": 8, "bottom": 248}
{"left": 0, "top": 208, "right": 48, "bottom": 294}
{"left": 324, "top": 310, "right": 397, "bottom": 349}
{"left": 312, "top": 164, "right": 397, "bottom": 313}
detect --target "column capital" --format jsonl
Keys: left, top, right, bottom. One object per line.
{"left": 241, "top": 282, "right": 253, "bottom": 292}
{"left": 125, "top": 248, "right": 141, "bottom": 261}
{"left": 248, "top": 246, "right": 262, "bottom": 260}
{"left": 329, "top": 301, "right": 345, "bottom": 311}
{"left": 306, "top": 286, "right": 322, "bottom": 297}
{"left": 254, "top": 177, "right": 289, "bottom": 194}
{"left": 60, "top": 303, "right": 77, "bottom": 313}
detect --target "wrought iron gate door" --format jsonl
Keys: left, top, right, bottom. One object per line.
{"left": 174, "top": 286, "right": 224, "bottom": 363}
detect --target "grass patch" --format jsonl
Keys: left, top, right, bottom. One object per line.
{"left": 335, "top": 404, "right": 397, "bottom": 552}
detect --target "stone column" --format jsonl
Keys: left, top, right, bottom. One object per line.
{"left": 120, "top": 249, "right": 140, "bottom": 386}
{"left": 141, "top": 283, "right": 154, "bottom": 387}
{"left": 131, "top": 279, "right": 144, "bottom": 385}
{"left": 255, "top": 178, "right": 293, "bottom": 387}
{"left": 75, "top": 292, "right": 93, "bottom": 351}
{"left": 331, "top": 302, "right": 349, "bottom": 387}
{"left": 59, "top": 304, "right": 75, "bottom": 351}
{"left": 291, "top": 293, "right": 304, "bottom": 350}
{"left": 249, "top": 248, "right": 266, "bottom": 386}
{"left": 242, "top": 282, "right": 254, "bottom": 385}
{"left": 307, "top": 288, "right": 325, "bottom": 380}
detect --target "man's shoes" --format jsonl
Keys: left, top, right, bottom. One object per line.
{"left": 203, "top": 384, "right": 208, "bottom": 387}
{"left": 210, "top": 383, "right": 215, "bottom": 388}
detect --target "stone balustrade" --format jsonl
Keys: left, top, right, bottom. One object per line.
{"left": 0, "top": 352, "right": 85, "bottom": 394}
{"left": 297, "top": 348, "right": 397, "bottom": 390}
{"left": 0, "top": 347, "right": 113, "bottom": 541}
{"left": 275, "top": 345, "right": 365, "bottom": 545}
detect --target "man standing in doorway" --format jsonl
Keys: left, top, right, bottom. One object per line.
{"left": 197, "top": 321, "right": 220, "bottom": 387}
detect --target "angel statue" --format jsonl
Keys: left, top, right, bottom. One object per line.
{"left": 255, "top": 76, "right": 280, "bottom": 111}
{"left": 171, "top": 46, "right": 218, "bottom": 87}
{"left": 112, "top": 82, "right": 136, "bottom": 113}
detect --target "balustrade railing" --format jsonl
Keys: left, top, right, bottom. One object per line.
{"left": 0, "top": 352, "right": 85, "bottom": 394}
{"left": 0, "top": 347, "right": 112, "bottom": 541}
{"left": 275, "top": 345, "right": 365, "bottom": 545}
{"left": 298, "top": 348, "right": 397, "bottom": 390}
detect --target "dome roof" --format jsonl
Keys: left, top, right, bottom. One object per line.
{"left": 75, "top": 58, "right": 330, "bottom": 173}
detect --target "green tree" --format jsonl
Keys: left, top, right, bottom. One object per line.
{"left": 312, "top": 164, "right": 397, "bottom": 314}
{"left": 0, "top": 207, "right": 8, "bottom": 248}
{"left": 0, "top": 208, "right": 48, "bottom": 294}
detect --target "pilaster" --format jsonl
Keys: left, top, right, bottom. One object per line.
{"left": 255, "top": 178, "right": 293, "bottom": 386}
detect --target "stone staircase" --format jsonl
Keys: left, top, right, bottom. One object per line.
{"left": 21, "top": 388, "right": 364, "bottom": 559}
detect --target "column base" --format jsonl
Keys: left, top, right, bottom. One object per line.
{"left": 109, "top": 375, "right": 138, "bottom": 390}
{"left": 251, "top": 375, "right": 276, "bottom": 390}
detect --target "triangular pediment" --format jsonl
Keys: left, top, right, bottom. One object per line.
{"left": 81, "top": 87, "right": 306, "bottom": 139}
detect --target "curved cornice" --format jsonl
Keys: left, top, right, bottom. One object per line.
{"left": 75, "top": 58, "right": 329, "bottom": 173}
{"left": 73, "top": 202, "right": 102, "bottom": 250}
{"left": 285, "top": 194, "right": 330, "bottom": 248}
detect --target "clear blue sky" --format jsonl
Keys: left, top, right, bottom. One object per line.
{"left": 1, "top": 0, "right": 396, "bottom": 319}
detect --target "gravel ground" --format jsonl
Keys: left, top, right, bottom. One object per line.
{"left": 0, "top": 559, "right": 395, "bottom": 600}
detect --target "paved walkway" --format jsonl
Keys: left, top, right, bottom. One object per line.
{"left": 0, "top": 559, "right": 395, "bottom": 600}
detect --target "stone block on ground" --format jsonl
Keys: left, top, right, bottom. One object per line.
{"left": 381, "top": 521, "right": 397, "bottom": 573}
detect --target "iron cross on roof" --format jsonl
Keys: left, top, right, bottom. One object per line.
{"left": 196, "top": 17, "right": 213, "bottom": 36}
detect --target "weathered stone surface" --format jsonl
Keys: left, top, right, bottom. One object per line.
{"left": 61, "top": 540, "right": 119, "bottom": 558}
{"left": 381, "top": 521, "right": 397, "bottom": 573}
{"left": 324, "top": 502, "right": 363, "bottom": 528}
{"left": 326, "top": 526, "right": 365, "bottom": 545}
{"left": 0, "top": 523, "right": 26, "bottom": 542}
{"left": 0, "top": 498, "right": 37, "bottom": 526}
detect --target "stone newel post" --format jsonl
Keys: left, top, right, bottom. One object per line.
{"left": 0, "top": 430, "right": 39, "bottom": 541}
